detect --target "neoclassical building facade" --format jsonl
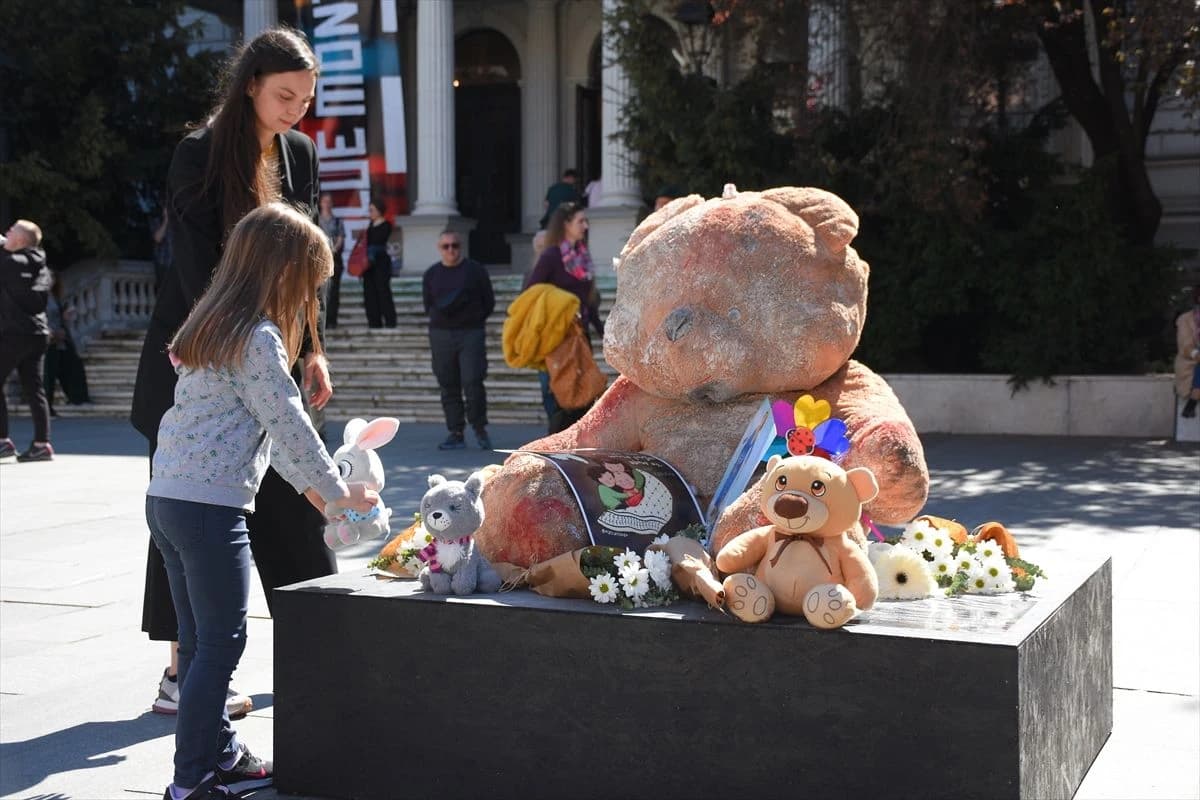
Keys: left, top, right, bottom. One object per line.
{"left": 220, "top": 0, "right": 1195, "bottom": 275}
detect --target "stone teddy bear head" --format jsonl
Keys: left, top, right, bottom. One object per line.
{"left": 421, "top": 472, "right": 485, "bottom": 542}
{"left": 603, "top": 184, "right": 867, "bottom": 403}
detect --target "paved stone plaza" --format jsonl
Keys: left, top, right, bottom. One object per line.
{"left": 1, "top": 417, "right": 1197, "bottom": 800}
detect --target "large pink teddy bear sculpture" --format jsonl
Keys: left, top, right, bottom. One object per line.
{"left": 476, "top": 185, "right": 929, "bottom": 567}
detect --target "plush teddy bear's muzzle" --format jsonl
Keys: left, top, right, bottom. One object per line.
{"left": 768, "top": 491, "right": 830, "bottom": 531}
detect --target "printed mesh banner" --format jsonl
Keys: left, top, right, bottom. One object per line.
{"left": 297, "top": 0, "right": 408, "bottom": 259}
{"left": 521, "top": 450, "right": 705, "bottom": 552}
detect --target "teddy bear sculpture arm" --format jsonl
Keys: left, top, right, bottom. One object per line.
{"left": 513, "top": 375, "right": 646, "bottom": 454}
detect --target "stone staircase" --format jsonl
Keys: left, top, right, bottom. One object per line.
{"left": 6, "top": 273, "right": 618, "bottom": 428}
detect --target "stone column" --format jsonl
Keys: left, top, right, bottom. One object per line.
{"left": 587, "top": 0, "right": 643, "bottom": 273}
{"left": 399, "top": 0, "right": 475, "bottom": 266}
{"left": 413, "top": 0, "right": 458, "bottom": 216}
{"left": 593, "top": 0, "right": 641, "bottom": 209}
{"left": 243, "top": 0, "right": 277, "bottom": 40}
{"left": 522, "top": 0, "right": 558, "bottom": 233}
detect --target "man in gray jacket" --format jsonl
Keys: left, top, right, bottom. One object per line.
{"left": 0, "top": 220, "right": 54, "bottom": 461}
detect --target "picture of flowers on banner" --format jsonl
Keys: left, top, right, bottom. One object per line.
{"left": 520, "top": 450, "right": 704, "bottom": 553}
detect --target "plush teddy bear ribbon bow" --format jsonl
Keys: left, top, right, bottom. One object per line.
{"left": 770, "top": 531, "right": 832, "bottom": 574}
{"left": 418, "top": 536, "right": 473, "bottom": 573}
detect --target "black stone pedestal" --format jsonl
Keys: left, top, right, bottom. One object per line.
{"left": 274, "top": 555, "right": 1111, "bottom": 800}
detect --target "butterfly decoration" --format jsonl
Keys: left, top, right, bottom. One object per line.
{"left": 762, "top": 395, "right": 852, "bottom": 463}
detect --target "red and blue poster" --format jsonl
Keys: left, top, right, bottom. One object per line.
{"left": 297, "top": 0, "right": 408, "bottom": 258}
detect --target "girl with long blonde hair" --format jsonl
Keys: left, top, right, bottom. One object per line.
{"left": 147, "top": 204, "right": 378, "bottom": 800}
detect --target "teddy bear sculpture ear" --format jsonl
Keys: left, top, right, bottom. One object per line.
{"left": 354, "top": 417, "right": 399, "bottom": 451}
{"left": 618, "top": 193, "right": 706, "bottom": 262}
{"left": 765, "top": 453, "right": 784, "bottom": 474}
{"left": 761, "top": 187, "right": 859, "bottom": 255}
{"left": 428, "top": 474, "right": 447, "bottom": 489}
{"left": 845, "top": 467, "right": 880, "bottom": 504}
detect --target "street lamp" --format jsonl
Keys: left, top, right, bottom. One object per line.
{"left": 673, "top": 1, "right": 715, "bottom": 76}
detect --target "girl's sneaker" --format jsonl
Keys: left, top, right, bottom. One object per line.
{"left": 216, "top": 745, "right": 273, "bottom": 794}
{"left": 162, "top": 772, "right": 232, "bottom": 799}
{"left": 152, "top": 668, "right": 253, "bottom": 719}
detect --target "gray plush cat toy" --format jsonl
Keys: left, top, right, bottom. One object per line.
{"left": 417, "top": 471, "right": 503, "bottom": 595}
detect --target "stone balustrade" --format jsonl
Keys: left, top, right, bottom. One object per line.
{"left": 60, "top": 259, "right": 156, "bottom": 354}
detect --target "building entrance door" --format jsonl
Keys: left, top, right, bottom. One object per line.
{"left": 454, "top": 29, "right": 521, "bottom": 266}
{"left": 455, "top": 84, "right": 520, "bottom": 265}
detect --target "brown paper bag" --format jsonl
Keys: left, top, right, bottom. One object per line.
{"left": 494, "top": 550, "right": 592, "bottom": 599}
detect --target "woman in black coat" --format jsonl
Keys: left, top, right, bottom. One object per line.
{"left": 130, "top": 27, "right": 336, "bottom": 726}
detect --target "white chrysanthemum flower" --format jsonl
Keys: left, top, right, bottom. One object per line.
{"left": 413, "top": 527, "right": 434, "bottom": 546}
{"left": 874, "top": 545, "right": 937, "bottom": 600}
{"left": 868, "top": 542, "right": 894, "bottom": 565}
{"left": 963, "top": 561, "right": 1009, "bottom": 594}
{"left": 926, "top": 530, "right": 954, "bottom": 557}
{"left": 403, "top": 555, "right": 424, "bottom": 574}
{"left": 613, "top": 548, "right": 640, "bottom": 572}
{"left": 953, "top": 551, "right": 976, "bottom": 573}
{"left": 652, "top": 534, "right": 671, "bottom": 546}
{"left": 644, "top": 549, "right": 673, "bottom": 588}
{"left": 989, "top": 573, "right": 1016, "bottom": 593}
{"left": 900, "top": 519, "right": 936, "bottom": 557}
{"left": 928, "top": 556, "right": 955, "bottom": 580}
{"left": 619, "top": 568, "right": 652, "bottom": 598}
{"left": 975, "top": 540, "right": 1005, "bottom": 561}
{"left": 589, "top": 572, "right": 620, "bottom": 603}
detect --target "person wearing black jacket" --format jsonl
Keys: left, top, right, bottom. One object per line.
{"left": 422, "top": 230, "right": 495, "bottom": 450}
{"left": 128, "top": 30, "right": 333, "bottom": 793}
{"left": 0, "top": 219, "right": 54, "bottom": 462}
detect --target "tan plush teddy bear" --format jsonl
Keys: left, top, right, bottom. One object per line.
{"left": 715, "top": 454, "right": 880, "bottom": 628}
{"left": 475, "top": 185, "right": 928, "bottom": 568}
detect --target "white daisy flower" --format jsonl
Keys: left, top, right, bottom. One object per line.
{"left": 900, "top": 519, "right": 935, "bottom": 557}
{"left": 977, "top": 553, "right": 1010, "bottom": 582}
{"left": 989, "top": 573, "right": 1016, "bottom": 593}
{"left": 644, "top": 549, "right": 673, "bottom": 588}
{"left": 613, "top": 548, "right": 641, "bottom": 572}
{"left": 975, "top": 540, "right": 1004, "bottom": 560}
{"left": 928, "top": 557, "right": 955, "bottom": 580}
{"left": 926, "top": 530, "right": 954, "bottom": 557}
{"left": 874, "top": 545, "right": 937, "bottom": 600}
{"left": 619, "top": 568, "right": 652, "bottom": 599}
{"left": 588, "top": 572, "right": 620, "bottom": 603}
{"left": 652, "top": 534, "right": 671, "bottom": 546}
{"left": 954, "top": 551, "right": 976, "bottom": 573}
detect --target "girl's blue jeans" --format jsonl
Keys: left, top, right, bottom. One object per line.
{"left": 146, "top": 496, "right": 247, "bottom": 788}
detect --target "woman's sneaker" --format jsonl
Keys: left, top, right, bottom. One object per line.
{"left": 16, "top": 442, "right": 54, "bottom": 462}
{"left": 216, "top": 745, "right": 273, "bottom": 793}
{"left": 152, "top": 668, "right": 253, "bottom": 719}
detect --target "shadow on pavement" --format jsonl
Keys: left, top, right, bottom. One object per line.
{"left": 0, "top": 711, "right": 171, "bottom": 798}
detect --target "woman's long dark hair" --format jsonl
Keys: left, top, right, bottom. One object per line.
{"left": 544, "top": 202, "right": 583, "bottom": 249}
{"left": 203, "top": 27, "right": 318, "bottom": 231}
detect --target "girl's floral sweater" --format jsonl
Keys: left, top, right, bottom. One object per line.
{"left": 148, "top": 320, "right": 346, "bottom": 511}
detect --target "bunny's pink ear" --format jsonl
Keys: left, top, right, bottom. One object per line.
{"left": 355, "top": 417, "right": 400, "bottom": 451}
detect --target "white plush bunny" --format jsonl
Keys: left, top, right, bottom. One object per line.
{"left": 323, "top": 417, "right": 400, "bottom": 550}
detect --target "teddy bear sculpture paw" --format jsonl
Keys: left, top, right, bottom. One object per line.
{"left": 722, "top": 573, "right": 775, "bottom": 623}
{"left": 803, "top": 583, "right": 857, "bottom": 629}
